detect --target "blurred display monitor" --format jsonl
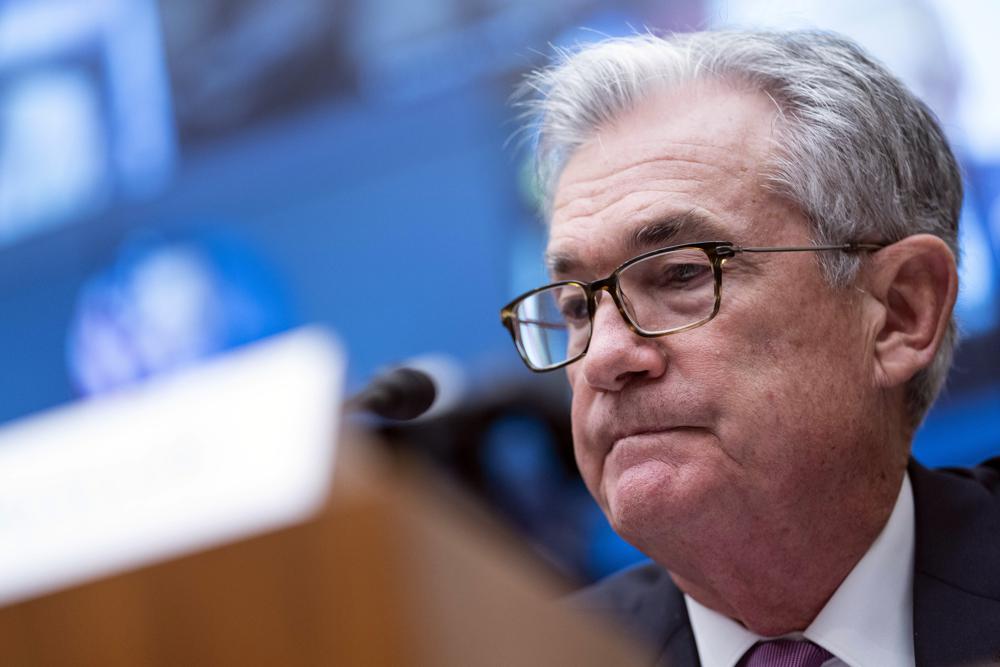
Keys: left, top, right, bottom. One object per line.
{"left": 157, "top": 0, "right": 356, "bottom": 145}
{"left": 0, "top": 0, "right": 175, "bottom": 245}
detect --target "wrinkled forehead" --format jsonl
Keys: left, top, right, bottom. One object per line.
{"left": 547, "top": 79, "right": 780, "bottom": 209}
{"left": 545, "top": 209, "right": 730, "bottom": 278}
{"left": 545, "top": 82, "right": 783, "bottom": 278}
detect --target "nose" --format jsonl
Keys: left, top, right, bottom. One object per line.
{"left": 579, "top": 293, "right": 668, "bottom": 392}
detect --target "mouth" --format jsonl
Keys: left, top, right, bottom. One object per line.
{"left": 600, "top": 427, "right": 706, "bottom": 485}
{"left": 604, "top": 427, "right": 706, "bottom": 465}
{"left": 611, "top": 426, "right": 703, "bottom": 447}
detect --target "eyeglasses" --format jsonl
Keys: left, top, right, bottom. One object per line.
{"left": 500, "top": 241, "right": 885, "bottom": 372}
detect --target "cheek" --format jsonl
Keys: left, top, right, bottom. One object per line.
{"left": 565, "top": 367, "right": 586, "bottom": 425}
{"left": 706, "top": 299, "right": 869, "bottom": 457}
{"left": 571, "top": 425, "right": 605, "bottom": 504}
{"left": 566, "top": 369, "right": 602, "bottom": 491}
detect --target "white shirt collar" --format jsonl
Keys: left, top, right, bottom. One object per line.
{"left": 685, "top": 473, "right": 915, "bottom": 667}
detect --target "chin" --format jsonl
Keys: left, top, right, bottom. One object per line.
{"left": 603, "top": 461, "right": 688, "bottom": 544}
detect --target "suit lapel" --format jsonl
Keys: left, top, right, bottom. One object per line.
{"left": 655, "top": 610, "right": 700, "bottom": 667}
{"left": 605, "top": 563, "right": 701, "bottom": 667}
{"left": 567, "top": 561, "right": 700, "bottom": 666}
{"left": 910, "top": 458, "right": 1000, "bottom": 666}
{"left": 639, "top": 575, "right": 699, "bottom": 667}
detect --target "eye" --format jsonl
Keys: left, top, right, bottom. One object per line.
{"left": 558, "top": 293, "right": 589, "bottom": 325}
{"left": 661, "top": 262, "right": 711, "bottom": 287}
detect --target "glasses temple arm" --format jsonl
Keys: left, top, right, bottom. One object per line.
{"left": 733, "top": 242, "right": 886, "bottom": 254}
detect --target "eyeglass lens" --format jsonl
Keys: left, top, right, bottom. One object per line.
{"left": 510, "top": 247, "right": 716, "bottom": 369}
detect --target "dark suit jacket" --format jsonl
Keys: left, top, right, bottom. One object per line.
{"left": 568, "top": 458, "right": 1000, "bottom": 666}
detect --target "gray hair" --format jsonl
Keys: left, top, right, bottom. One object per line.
{"left": 519, "top": 30, "right": 962, "bottom": 426}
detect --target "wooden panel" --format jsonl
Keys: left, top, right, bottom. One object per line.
{"left": 0, "top": 435, "right": 647, "bottom": 666}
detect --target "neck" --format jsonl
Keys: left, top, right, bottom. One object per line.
{"left": 662, "top": 463, "right": 906, "bottom": 636}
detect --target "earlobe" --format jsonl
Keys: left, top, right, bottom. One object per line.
{"left": 869, "top": 234, "right": 958, "bottom": 389}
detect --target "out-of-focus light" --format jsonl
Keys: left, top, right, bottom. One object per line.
{"left": 0, "top": 71, "right": 109, "bottom": 243}
{"left": 0, "top": 1, "right": 105, "bottom": 68}
{"left": 67, "top": 234, "right": 295, "bottom": 396}
{"left": 104, "top": 0, "right": 177, "bottom": 198}
{"left": 927, "top": 0, "right": 1000, "bottom": 161}
{"left": 0, "top": 0, "right": 176, "bottom": 243}
{"left": 956, "top": 203, "right": 999, "bottom": 337}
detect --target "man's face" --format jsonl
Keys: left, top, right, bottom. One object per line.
{"left": 548, "top": 82, "right": 885, "bottom": 563}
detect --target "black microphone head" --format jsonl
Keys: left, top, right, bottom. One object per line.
{"left": 364, "top": 367, "right": 437, "bottom": 420}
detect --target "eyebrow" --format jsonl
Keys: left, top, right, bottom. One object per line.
{"left": 545, "top": 210, "right": 731, "bottom": 278}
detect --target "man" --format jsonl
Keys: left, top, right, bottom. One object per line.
{"left": 500, "top": 30, "right": 1000, "bottom": 666}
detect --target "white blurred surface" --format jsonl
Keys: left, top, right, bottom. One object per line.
{"left": 0, "top": 327, "right": 344, "bottom": 607}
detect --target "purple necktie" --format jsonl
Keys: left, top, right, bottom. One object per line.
{"left": 737, "top": 639, "right": 833, "bottom": 667}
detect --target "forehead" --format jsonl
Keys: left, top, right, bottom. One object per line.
{"left": 547, "top": 81, "right": 782, "bottom": 277}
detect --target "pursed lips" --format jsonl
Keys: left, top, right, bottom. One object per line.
{"left": 605, "top": 425, "right": 705, "bottom": 454}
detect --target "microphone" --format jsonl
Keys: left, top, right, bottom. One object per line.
{"left": 346, "top": 367, "right": 437, "bottom": 420}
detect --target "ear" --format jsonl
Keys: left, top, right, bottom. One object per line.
{"left": 867, "top": 234, "right": 958, "bottom": 390}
